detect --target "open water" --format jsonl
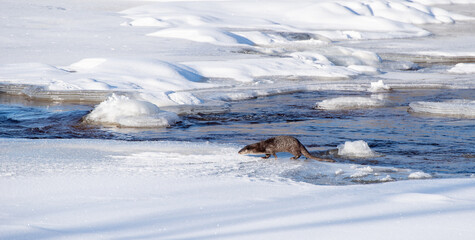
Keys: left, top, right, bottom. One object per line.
{"left": 1, "top": 88, "right": 474, "bottom": 181}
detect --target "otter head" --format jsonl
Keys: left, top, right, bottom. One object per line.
{"left": 238, "top": 143, "right": 262, "bottom": 155}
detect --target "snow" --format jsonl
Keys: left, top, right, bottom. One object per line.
{"left": 185, "top": 57, "right": 358, "bottom": 83}
{"left": 1, "top": 0, "right": 475, "bottom": 238}
{"left": 448, "top": 63, "right": 475, "bottom": 74}
{"left": 83, "top": 94, "right": 180, "bottom": 128}
{"left": 409, "top": 171, "right": 433, "bottom": 179}
{"left": 337, "top": 140, "right": 379, "bottom": 158}
{"left": 1, "top": 138, "right": 475, "bottom": 239}
{"left": 368, "top": 80, "right": 392, "bottom": 92}
{"left": 1, "top": 0, "right": 474, "bottom": 107}
{"left": 409, "top": 99, "right": 475, "bottom": 118}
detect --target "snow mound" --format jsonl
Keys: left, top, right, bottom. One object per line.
{"left": 84, "top": 94, "right": 179, "bottom": 128}
{"left": 408, "top": 171, "right": 432, "bottom": 179}
{"left": 368, "top": 80, "right": 392, "bottom": 92}
{"left": 409, "top": 99, "right": 475, "bottom": 118}
{"left": 448, "top": 63, "right": 475, "bottom": 74}
{"left": 337, "top": 140, "right": 378, "bottom": 158}
{"left": 67, "top": 58, "right": 206, "bottom": 88}
{"left": 316, "top": 96, "right": 387, "bottom": 110}
{"left": 148, "top": 27, "right": 254, "bottom": 46}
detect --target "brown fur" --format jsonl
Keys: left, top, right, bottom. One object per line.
{"left": 238, "top": 136, "right": 334, "bottom": 162}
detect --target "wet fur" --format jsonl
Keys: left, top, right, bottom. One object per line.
{"left": 239, "top": 136, "right": 334, "bottom": 162}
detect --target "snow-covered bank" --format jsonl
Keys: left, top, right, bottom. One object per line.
{"left": 1, "top": 0, "right": 474, "bottom": 116}
{"left": 1, "top": 138, "right": 475, "bottom": 239}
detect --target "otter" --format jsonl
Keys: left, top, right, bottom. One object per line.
{"left": 238, "top": 136, "right": 335, "bottom": 162}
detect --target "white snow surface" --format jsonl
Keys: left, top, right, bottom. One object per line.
{"left": 1, "top": 1, "right": 475, "bottom": 238}
{"left": 448, "top": 63, "right": 475, "bottom": 74}
{"left": 1, "top": 138, "right": 475, "bottom": 239}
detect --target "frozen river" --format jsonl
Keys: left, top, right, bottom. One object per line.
{"left": 1, "top": 1, "right": 475, "bottom": 239}
{"left": 1, "top": 87, "right": 474, "bottom": 184}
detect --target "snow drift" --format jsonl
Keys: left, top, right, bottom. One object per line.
{"left": 84, "top": 94, "right": 179, "bottom": 128}
{"left": 337, "top": 140, "right": 379, "bottom": 158}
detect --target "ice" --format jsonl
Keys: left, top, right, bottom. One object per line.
{"left": 368, "top": 80, "right": 392, "bottom": 92}
{"left": 83, "top": 94, "right": 179, "bottom": 128}
{"left": 337, "top": 140, "right": 378, "bottom": 158}
{"left": 316, "top": 96, "right": 387, "bottom": 110}
{"left": 0, "top": 0, "right": 475, "bottom": 236}
{"left": 448, "top": 63, "right": 475, "bottom": 74}
{"left": 2, "top": 138, "right": 474, "bottom": 239}
{"left": 409, "top": 99, "right": 475, "bottom": 118}
{"left": 408, "top": 171, "right": 433, "bottom": 179}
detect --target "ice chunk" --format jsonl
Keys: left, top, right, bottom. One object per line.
{"left": 316, "top": 96, "right": 386, "bottom": 110}
{"left": 448, "top": 63, "right": 475, "bottom": 74}
{"left": 335, "top": 169, "right": 344, "bottom": 175}
{"left": 409, "top": 99, "right": 475, "bottom": 118}
{"left": 350, "top": 166, "right": 374, "bottom": 178}
{"left": 368, "top": 80, "right": 391, "bottom": 92}
{"left": 408, "top": 171, "right": 432, "bottom": 179}
{"left": 380, "top": 175, "right": 395, "bottom": 182}
{"left": 84, "top": 94, "right": 179, "bottom": 128}
{"left": 337, "top": 140, "right": 377, "bottom": 158}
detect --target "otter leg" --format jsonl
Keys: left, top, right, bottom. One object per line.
{"left": 261, "top": 154, "right": 271, "bottom": 159}
{"left": 291, "top": 154, "right": 301, "bottom": 160}
{"left": 272, "top": 153, "right": 278, "bottom": 159}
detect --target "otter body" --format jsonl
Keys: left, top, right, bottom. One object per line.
{"left": 239, "top": 136, "right": 334, "bottom": 162}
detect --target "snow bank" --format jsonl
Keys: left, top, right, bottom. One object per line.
{"left": 2, "top": 138, "right": 474, "bottom": 239}
{"left": 337, "top": 140, "right": 378, "bottom": 158}
{"left": 409, "top": 99, "right": 475, "bottom": 118}
{"left": 448, "top": 63, "right": 475, "bottom": 74}
{"left": 413, "top": 0, "right": 475, "bottom": 5}
{"left": 65, "top": 58, "right": 208, "bottom": 91}
{"left": 148, "top": 27, "right": 255, "bottom": 46}
{"left": 316, "top": 96, "right": 387, "bottom": 110}
{"left": 0, "top": 58, "right": 212, "bottom": 106}
{"left": 185, "top": 57, "right": 358, "bottom": 82}
{"left": 122, "top": 0, "right": 470, "bottom": 43}
{"left": 84, "top": 94, "right": 179, "bottom": 128}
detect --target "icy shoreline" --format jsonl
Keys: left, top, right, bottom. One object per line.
{"left": 1, "top": 0, "right": 475, "bottom": 122}
{"left": 1, "top": 138, "right": 475, "bottom": 239}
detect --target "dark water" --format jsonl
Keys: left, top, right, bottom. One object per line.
{"left": 1, "top": 89, "right": 474, "bottom": 178}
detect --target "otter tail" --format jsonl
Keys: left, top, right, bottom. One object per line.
{"left": 301, "top": 145, "right": 335, "bottom": 162}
